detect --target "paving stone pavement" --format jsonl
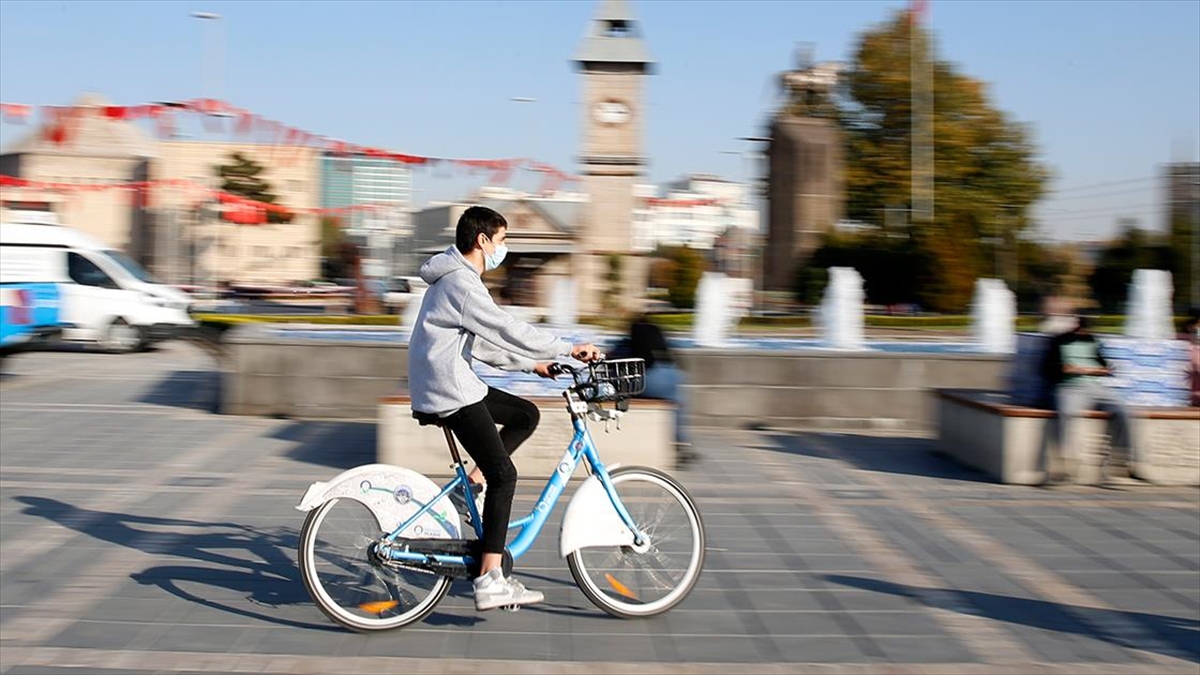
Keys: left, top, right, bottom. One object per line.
{"left": 1, "top": 343, "right": 1197, "bottom": 674}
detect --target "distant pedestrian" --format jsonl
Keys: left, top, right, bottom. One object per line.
{"left": 1040, "top": 314, "right": 1137, "bottom": 485}
{"left": 1179, "top": 310, "right": 1199, "bottom": 407}
{"left": 625, "top": 311, "right": 696, "bottom": 465}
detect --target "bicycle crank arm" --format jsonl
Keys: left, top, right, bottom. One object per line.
{"left": 375, "top": 538, "right": 512, "bottom": 579}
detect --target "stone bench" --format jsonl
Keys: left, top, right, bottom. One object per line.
{"left": 378, "top": 395, "right": 675, "bottom": 477}
{"left": 935, "top": 388, "right": 1199, "bottom": 486}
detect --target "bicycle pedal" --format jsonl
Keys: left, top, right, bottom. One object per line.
{"left": 500, "top": 604, "right": 521, "bottom": 613}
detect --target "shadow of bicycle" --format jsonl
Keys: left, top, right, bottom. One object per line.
{"left": 16, "top": 495, "right": 606, "bottom": 632}
{"left": 15, "top": 495, "right": 338, "bottom": 631}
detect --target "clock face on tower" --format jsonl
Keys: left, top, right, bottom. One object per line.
{"left": 593, "top": 99, "right": 631, "bottom": 126}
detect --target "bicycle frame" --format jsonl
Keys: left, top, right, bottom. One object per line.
{"left": 377, "top": 393, "right": 644, "bottom": 570}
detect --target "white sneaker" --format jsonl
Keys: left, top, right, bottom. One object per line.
{"left": 473, "top": 568, "right": 544, "bottom": 611}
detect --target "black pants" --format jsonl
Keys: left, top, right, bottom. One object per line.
{"left": 443, "top": 387, "right": 540, "bottom": 556}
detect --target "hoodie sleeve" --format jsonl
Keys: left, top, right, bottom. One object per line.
{"left": 460, "top": 284, "right": 571, "bottom": 361}
{"left": 472, "top": 336, "right": 538, "bottom": 372}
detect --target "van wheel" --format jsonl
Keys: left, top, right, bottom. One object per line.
{"left": 102, "top": 319, "right": 145, "bottom": 354}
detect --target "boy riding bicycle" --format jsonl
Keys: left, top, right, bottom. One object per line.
{"left": 407, "top": 205, "right": 600, "bottom": 611}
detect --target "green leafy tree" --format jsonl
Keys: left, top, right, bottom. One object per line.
{"left": 1168, "top": 210, "right": 1199, "bottom": 314}
{"left": 801, "top": 231, "right": 926, "bottom": 306}
{"left": 663, "top": 245, "right": 706, "bottom": 310}
{"left": 319, "top": 216, "right": 357, "bottom": 280}
{"left": 1014, "top": 237, "right": 1073, "bottom": 313}
{"left": 793, "top": 264, "right": 828, "bottom": 306}
{"left": 1088, "top": 223, "right": 1174, "bottom": 313}
{"left": 216, "top": 152, "right": 295, "bottom": 224}
{"left": 603, "top": 253, "right": 623, "bottom": 315}
{"left": 837, "top": 10, "right": 1050, "bottom": 311}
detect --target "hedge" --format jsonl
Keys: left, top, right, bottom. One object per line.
{"left": 192, "top": 312, "right": 1162, "bottom": 335}
{"left": 192, "top": 314, "right": 399, "bottom": 326}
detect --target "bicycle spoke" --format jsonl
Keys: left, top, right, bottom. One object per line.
{"left": 300, "top": 498, "right": 450, "bottom": 630}
{"left": 570, "top": 468, "right": 704, "bottom": 617}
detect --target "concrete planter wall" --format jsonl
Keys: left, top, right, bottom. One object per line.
{"left": 675, "top": 348, "right": 1009, "bottom": 431}
{"left": 222, "top": 324, "right": 407, "bottom": 418}
{"left": 221, "top": 324, "right": 1008, "bottom": 431}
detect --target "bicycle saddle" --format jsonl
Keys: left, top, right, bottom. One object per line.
{"left": 412, "top": 410, "right": 446, "bottom": 427}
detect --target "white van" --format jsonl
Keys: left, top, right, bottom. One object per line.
{"left": 0, "top": 220, "right": 194, "bottom": 352}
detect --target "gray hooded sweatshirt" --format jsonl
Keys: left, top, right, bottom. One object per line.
{"left": 407, "top": 246, "right": 571, "bottom": 416}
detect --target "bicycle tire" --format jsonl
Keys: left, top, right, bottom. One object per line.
{"left": 299, "top": 497, "right": 452, "bottom": 632}
{"left": 567, "top": 466, "right": 705, "bottom": 618}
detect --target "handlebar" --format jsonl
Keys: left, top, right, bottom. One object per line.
{"left": 546, "top": 354, "right": 605, "bottom": 380}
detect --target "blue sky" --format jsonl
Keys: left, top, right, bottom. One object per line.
{"left": 1, "top": 0, "right": 1197, "bottom": 241}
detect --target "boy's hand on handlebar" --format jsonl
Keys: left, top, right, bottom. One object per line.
{"left": 571, "top": 343, "right": 603, "bottom": 362}
{"left": 534, "top": 362, "right": 558, "bottom": 379}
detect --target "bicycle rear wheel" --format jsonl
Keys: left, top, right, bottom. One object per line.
{"left": 298, "top": 497, "right": 450, "bottom": 631}
{"left": 567, "top": 466, "right": 705, "bottom": 618}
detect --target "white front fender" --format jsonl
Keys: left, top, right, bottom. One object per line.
{"left": 559, "top": 469, "right": 636, "bottom": 558}
{"left": 296, "top": 463, "right": 460, "bottom": 539}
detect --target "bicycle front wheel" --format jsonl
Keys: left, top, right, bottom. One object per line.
{"left": 567, "top": 466, "right": 705, "bottom": 618}
{"left": 298, "top": 497, "right": 451, "bottom": 632}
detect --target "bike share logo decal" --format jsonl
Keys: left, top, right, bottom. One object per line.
{"left": 557, "top": 449, "right": 579, "bottom": 477}
{"left": 393, "top": 485, "right": 413, "bottom": 504}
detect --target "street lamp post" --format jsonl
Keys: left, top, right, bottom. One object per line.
{"left": 509, "top": 97, "right": 536, "bottom": 193}
{"left": 192, "top": 11, "right": 223, "bottom": 297}
{"left": 738, "top": 136, "right": 771, "bottom": 312}
{"left": 192, "top": 12, "right": 223, "bottom": 100}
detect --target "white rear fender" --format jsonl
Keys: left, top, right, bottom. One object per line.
{"left": 296, "top": 463, "right": 460, "bottom": 539}
{"left": 560, "top": 468, "right": 635, "bottom": 558}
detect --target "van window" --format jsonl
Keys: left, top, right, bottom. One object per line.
{"left": 104, "top": 250, "right": 157, "bottom": 283}
{"left": 68, "top": 252, "right": 120, "bottom": 289}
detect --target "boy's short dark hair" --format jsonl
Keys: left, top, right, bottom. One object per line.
{"left": 456, "top": 206, "right": 507, "bottom": 255}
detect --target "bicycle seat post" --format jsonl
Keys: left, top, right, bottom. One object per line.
{"left": 442, "top": 425, "right": 466, "bottom": 471}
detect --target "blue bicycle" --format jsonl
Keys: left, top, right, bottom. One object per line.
{"left": 295, "top": 358, "right": 706, "bottom": 631}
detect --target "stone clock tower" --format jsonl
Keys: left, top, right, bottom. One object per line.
{"left": 572, "top": 0, "right": 655, "bottom": 315}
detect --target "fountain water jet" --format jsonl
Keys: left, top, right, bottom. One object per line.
{"left": 970, "top": 278, "right": 1016, "bottom": 353}
{"left": 1124, "top": 269, "right": 1174, "bottom": 339}
{"left": 693, "top": 272, "right": 753, "bottom": 347}
{"left": 548, "top": 278, "right": 578, "bottom": 329}
{"left": 817, "top": 267, "right": 865, "bottom": 350}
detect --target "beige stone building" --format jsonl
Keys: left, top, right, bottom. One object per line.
{"left": 0, "top": 94, "right": 321, "bottom": 287}
{"left": 153, "top": 141, "right": 321, "bottom": 287}
{"left": 0, "top": 93, "right": 156, "bottom": 260}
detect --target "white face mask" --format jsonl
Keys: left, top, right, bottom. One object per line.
{"left": 483, "top": 236, "right": 508, "bottom": 271}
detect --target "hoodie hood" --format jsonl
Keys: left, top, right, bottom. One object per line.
{"left": 407, "top": 244, "right": 570, "bottom": 416}
{"left": 420, "top": 246, "right": 476, "bottom": 285}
